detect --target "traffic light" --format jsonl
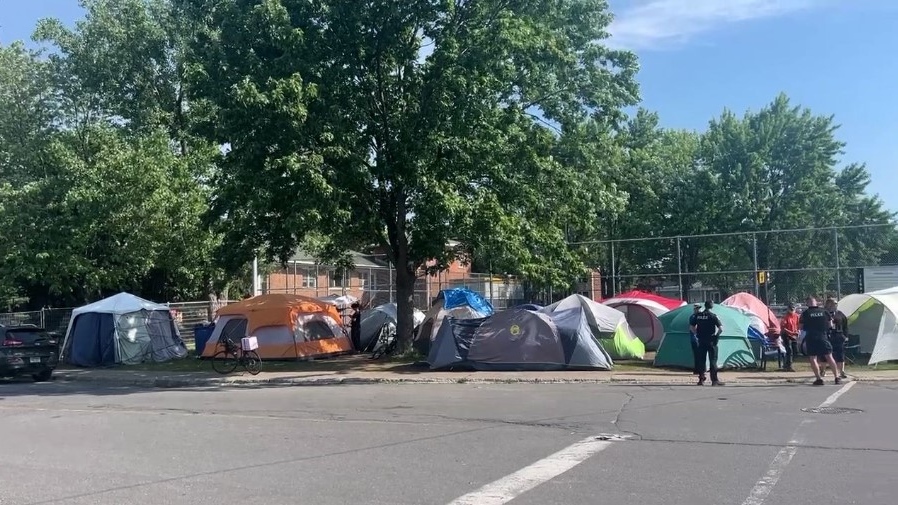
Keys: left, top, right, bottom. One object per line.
{"left": 757, "top": 271, "right": 767, "bottom": 285}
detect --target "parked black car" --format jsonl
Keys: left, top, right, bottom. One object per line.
{"left": 0, "top": 325, "right": 59, "bottom": 381}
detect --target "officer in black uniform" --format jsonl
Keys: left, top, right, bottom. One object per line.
{"left": 690, "top": 300, "right": 725, "bottom": 386}
{"left": 689, "top": 304, "right": 702, "bottom": 376}
{"left": 799, "top": 297, "right": 841, "bottom": 386}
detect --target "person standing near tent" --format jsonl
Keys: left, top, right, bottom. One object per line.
{"left": 799, "top": 297, "right": 841, "bottom": 386}
{"left": 350, "top": 302, "right": 362, "bottom": 351}
{"left": 689, "top": 304, "right": 702, "bottom": 376}
{"left": 780, "top": 303, "right": 800, "bottom": 372}
{"left": 690, "top": 300, "right": 725, "bottom": 386}
{"left": 824, "top": 298, "right": 849, "bottom": 379}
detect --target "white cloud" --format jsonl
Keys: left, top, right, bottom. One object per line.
{"left": 608, "top": 0, "right": 826, "bottom": 50}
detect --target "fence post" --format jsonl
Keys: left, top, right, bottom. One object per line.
{"left": 834, "top": 228, "right": 842, "bottom": 297}
{"left": 610, "top": 240, "right": 617, "bottom": 297}
{"left": 388, "top": 260, "right": 394, "bottom": 304}
{"left": 676, "top": 236, "right": 683, "bottom": 300}
{"left": 488, "top": 260, "right": 494, "bottom": 307}
{"left": 40, "top": 308, "right": 46, "bottom": 329}
{"left": 752, "top": 233, "right": 759, "bottom": 298}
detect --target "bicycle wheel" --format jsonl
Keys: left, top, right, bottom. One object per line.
{"left": 243, "top": 350, "right": 262, "bottom": 375}
{"left": 211, "top": 350, "right": 239, "bottom": 374}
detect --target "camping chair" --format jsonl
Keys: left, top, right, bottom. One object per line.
{"left": 759, "top": 336, "right": 784, "bottom": 371}
{"left": 843, "top": 334, "right": 861, "bottom": 365}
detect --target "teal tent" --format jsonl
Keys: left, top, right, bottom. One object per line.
{"left": 654, "top": 304, "right": 757, "bottom": 370}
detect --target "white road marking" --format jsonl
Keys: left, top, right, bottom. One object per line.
{"left": 740, "top": 420, "right": 810, "bottom": 505}
{"left": 446, "top": 436, "right": 616, "bottom": 505}
{"left": 740, "top": 380, "right": 859, "bottom": 505}
{"left": 818, "top": 381, "right": 856, "bottom": 408}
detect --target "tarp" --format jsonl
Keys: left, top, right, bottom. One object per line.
{"left": 541, "top": 295, "right": 645, "bottom": 360}
{"left": 61, "top": 292, "right": 187, "bottom": 367}
{"left": 654, "top": 304, "right": 757, "bottom": 370}
{"left": 722, "top": 292, "right": 781, "bottom": 336}
{"left": 204, "top": 294, "right": 352, "bottom": 359}
{"left": 414, "top": 288, "right": 494, "bottom": 355}
{"left": 838, "top": 287, "right": 898, "bottom": 364}
{"left": 428, "top": 308, "right": 613, "bottom": 371}
{"left": 442, "top": 288, "right": 494, "bottom": 314}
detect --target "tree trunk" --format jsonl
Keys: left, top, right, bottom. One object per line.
{"left": 394, "top": 262, "right": 417, "bottom": 355}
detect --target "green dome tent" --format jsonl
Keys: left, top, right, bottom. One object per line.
{"left": 653, "top": 304, "right": 757, "bottom": 370}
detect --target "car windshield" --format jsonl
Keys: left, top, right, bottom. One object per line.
{"left": 4, "top": 328, "right": 51, "bottom": 345}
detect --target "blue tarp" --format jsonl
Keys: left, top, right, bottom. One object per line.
{"left": 440, "top": 288, "right": 494, "bottom": 315}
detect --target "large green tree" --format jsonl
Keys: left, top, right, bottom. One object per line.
{"left": 694, "top": 94, "right": 895, "bottom": 300}
{"left": 180, "top": 0, "right": 639, "bottom": 347}
{"left": 0, "top": 0, "right": 228, "bottom": 308}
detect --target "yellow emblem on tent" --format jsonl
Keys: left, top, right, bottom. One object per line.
{"left": 510, "top": 324, "right": 521, "bottom": 336}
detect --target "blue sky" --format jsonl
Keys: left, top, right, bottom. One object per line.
{"left": 2, "top": 0, "right": 896, "bottom": 211}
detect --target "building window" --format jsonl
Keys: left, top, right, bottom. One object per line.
{"left": 330, "top": 269, "right": 345, "bottom": 288}
{"left": 301, "top": 268, "right": 317, "bottom": 288}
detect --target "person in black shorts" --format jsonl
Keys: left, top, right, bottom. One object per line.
{"left": 690, "top": 300, "right": 725, "bottom": 386}
{"left": 824, "top": 298, "right": 849, "bottom": 379}
{"left": 799, "top": 297, "right": 841, "bottom": 386}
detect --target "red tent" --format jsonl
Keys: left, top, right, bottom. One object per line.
{"left": 602, "top": 291, "right": 686, "bottom": 351}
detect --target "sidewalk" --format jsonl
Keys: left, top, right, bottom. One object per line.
{"left": 53, "top": 367, "right": 898, "bottom": 389}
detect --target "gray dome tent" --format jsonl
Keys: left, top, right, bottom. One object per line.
{"left": 427, "top": 308, "right": 613, "bottom": 371}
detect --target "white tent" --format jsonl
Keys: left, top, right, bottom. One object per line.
{"left": 838, "top": 287, "right": 898, "bottom": 364}
{"left": 61, "top": 293, "right": 187, "bottom": 367}
{"left": 540, "top": 294, "right": 645, "bottom": 359}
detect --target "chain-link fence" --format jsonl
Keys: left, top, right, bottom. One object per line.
{"left": 586, "top": 224, "right": 898, "bottom": 304}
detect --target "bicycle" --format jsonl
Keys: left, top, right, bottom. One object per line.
{"left": 211, "top": 338, "right": 262, "bottom": 375}
{"left": 370, "top": 324, "right": 398, "bottom": 360}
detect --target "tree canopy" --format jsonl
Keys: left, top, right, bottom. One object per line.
{"left": 0, "top": 0, "right": 894, "bottom": 332}
{"left": 178, "top": 0, "right": 640, "bottom": 346}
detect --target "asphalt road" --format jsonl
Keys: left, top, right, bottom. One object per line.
{"left": 1, "top": 379, "right": 896, "bottom": 505}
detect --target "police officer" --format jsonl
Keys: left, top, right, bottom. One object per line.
{"left": 824, "top": 298, "right": 849, "bottom": 379}
{"left": 689, "top": 304, "right": 702, "bottom": 376}
{"left": 690, "top": 300, "right": 725, "bottom": 386}
{"left": 798, "top": 297, "right": 841, "bottom": 386}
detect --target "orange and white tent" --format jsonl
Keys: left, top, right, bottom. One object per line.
{"left": 200, "top": 294, "right": 352, "bottom": 360}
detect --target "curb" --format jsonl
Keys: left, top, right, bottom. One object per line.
{"left": 53, "top": 373, "right": 898, "bottom": 389}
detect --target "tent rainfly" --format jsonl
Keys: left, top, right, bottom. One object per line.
{"left": 602, "top": 290, "right": 685, "bottom": 351}
{"left": 721, "top": 292, "right": 781, "bottom": 337}
{"left": 62, "top": 292, "right": 187, "bottom": 367}
{"left": 654, "top": 304, "right": 757, "bottom": 370}
{"left": 201, "top": 294, "right": 352, "bottom": 360}
{"left": 427, "top": 308, "right": 613, "bottom": 371}
{"left": 838, "top": 287, "right": 898, "bottom": 364}
{"left": 541, "top": 294, "right": 645, "bottom": 360}
{"left": 359, "top": 303, "right": 425, "bottom": 353}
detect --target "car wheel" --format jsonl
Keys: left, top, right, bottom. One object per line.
{"left": 32, "top": 369, "right": 53, "bottom": 382}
